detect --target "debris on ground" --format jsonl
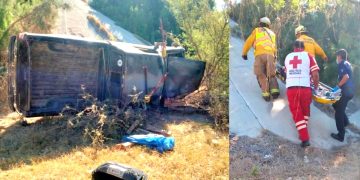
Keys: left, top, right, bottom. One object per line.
{"left": 140, "top": 124, "right": 172, "bottom": 137}
{"left": 0, "top": 111, "right": 228, "bottom": 178}
{"left": 112, "top": 142, "right": 134, "bottom": 151}
{"left": 230, "top": 131, "right": 360, "bottom": 179}
{"left": 122, "top": 134, "right": 175, "bottom": 153}
{"left": 165, "top": 86, "right": 210, "bottom": 114}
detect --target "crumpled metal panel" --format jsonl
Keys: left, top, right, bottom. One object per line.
{"left": 164, "top": 57, "right": 205, "bottom": 98}
{"left": 123, "top": 53, "right": 164, "bottom": 103}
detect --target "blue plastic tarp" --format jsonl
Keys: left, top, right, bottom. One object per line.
{"left": 122, "top": 134, "right": 175, "bottom": 153}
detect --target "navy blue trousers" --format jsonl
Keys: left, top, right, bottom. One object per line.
{"left": 332, "top": 94, "right": 353, "bottom": 138}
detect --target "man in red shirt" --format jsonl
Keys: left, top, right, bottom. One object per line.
{"left": 284, "top": 40, "right": 320, "bottom": 148}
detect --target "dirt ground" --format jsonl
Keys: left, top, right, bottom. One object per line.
{"left": 0, "top": 110, "right": 228, "bottom": 179}
{"left": 0, "top": 71, "right": 228, "bottom": 179}
{"left": 230, "top": 130, "right": 360, "bottom": 179}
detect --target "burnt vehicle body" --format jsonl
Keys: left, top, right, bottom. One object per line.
{"left": 7, "top": 33, "right": 205, "bottom": 117}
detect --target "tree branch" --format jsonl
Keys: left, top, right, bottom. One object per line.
{"left": 0, "top": 3, "right": 44, "bottom": 43}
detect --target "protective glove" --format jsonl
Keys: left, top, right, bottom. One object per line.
{"left": 331, "top": 85, "right": 340, "bottom": 92}
{"left": 242, "top": 55, "right": 248, "bottom": 60}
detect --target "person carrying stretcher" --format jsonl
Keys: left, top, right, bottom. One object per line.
{"left": 284, "top": 40, "right": 320, "bottom": 148}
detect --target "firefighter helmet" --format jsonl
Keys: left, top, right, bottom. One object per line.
{"left": 260, "top": 17, "right": 271, "bottom": 25}
{"left": 295, "top": 25, "right": 307, "bottom": 35}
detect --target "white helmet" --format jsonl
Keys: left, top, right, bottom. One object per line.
{"left": 260, "top": 17, "right": 271, "bottom": 25}
{"left": 295, "top": 25, "right": 307, "bottom": 35}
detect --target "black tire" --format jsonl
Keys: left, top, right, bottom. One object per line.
{"left": 7, "top": 36, "right": 16, "bottom": 112}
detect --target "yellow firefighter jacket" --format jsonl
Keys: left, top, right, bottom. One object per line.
{"left": 297, "top": 34, "right": 327, "bottom": 60}
{"left": 242, "top": 27, "right": 277, "bottom": 57}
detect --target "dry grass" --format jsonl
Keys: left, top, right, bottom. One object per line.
{"left": 0, "top": 76, "right": 8, "bottom": 115}
{"left": 0, "top": 117, "right": 228, "bottom": 179}
{"left": 0, "top": 51, "right": 9, "bottom": 115}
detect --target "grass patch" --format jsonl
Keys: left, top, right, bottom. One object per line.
{"left": 0, "top": 118, "right": 228, "bottom": 179}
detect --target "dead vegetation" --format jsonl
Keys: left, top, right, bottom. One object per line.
{"left": 0, "top": 82, "right": 228, "bottom": 179}
{"left": 64, "top": 91, "right": 148, "bottom": 147}
{"left": 230, "top": 131, "right": 360, "bottom": 179}
{"left": 0, "top": 77, "right": 8, "bottom": 115}
{"left": 0, "top": 52, "right": 9, "bottom": 115}
{"left": 87, "top": 14, "right": 118, "bottom": 41}
{"left": 0, "top": 1, "right": 229, "bottom": 178}
{"left": 0, "top": 108, "right": 228, "bottom": 179}
{"left": 0, "top": 94, "right": 143, "bottom": 168}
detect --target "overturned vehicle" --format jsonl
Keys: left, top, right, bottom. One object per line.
{"left": 7, "top": 33, "right": 205, "bottom": 117}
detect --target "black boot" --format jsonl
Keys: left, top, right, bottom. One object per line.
{"left": 301, "top": 140, "right": 310, "bottom": 148}
{"left": 331, "top": 133, "right": 344, "bottom": 142}
{"left": 20, "top": 119, "right": 30, "bottom": 127}
{"left": 272, "top": 92, "right": 280, "bottom": 99}
{"left": 263, "top": 96, "right": 270, "bottom": 102}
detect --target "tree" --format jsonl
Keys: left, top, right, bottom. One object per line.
{"left": 0, "top": 0, "right": 58, "bottom": 49}
{"left": 90, "top": 0, "right": 181, "bottom": 43}
{"left": 167, "top": 0, "right": 229, "bottom": 129}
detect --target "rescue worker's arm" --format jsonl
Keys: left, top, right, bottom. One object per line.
{"left": 309, "top": 54, "right": 320, "bottom": 89}
{"left": 314, "top": 41, "right": 328, "bottom": 61}
{"left": 338, "top": 74, "right": 349, "bottom": 87}
{"left": 311, "top": 70, "right": 319, "bottom": 89}
{"left": 335, "top": 62, "right": 350, "bottom": 90}
{"left": 242, "top": 29, "right": 256, "bottom": 57}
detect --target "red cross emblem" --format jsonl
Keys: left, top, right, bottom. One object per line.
{"left": 290, "top": 56, "right": 302, "bottom": 69}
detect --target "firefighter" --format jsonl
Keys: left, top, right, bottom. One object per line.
{"left": 331, "top": 49, "right": 354, "bottom": 142}
{"left": 242, "top": 17, "right": 280, "bottom": 102}
{"left": 284, "top": 40, "right": 320, "bottom": 148}
{"left": 295, "top": 25, "right": 328, "bottom": 62}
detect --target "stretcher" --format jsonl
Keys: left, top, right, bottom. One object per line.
{"left": 275, "top": 63, "right": 341, "bottom": 104}
{"left": 312, "top": 82, "right": 341, "bottom": 104}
